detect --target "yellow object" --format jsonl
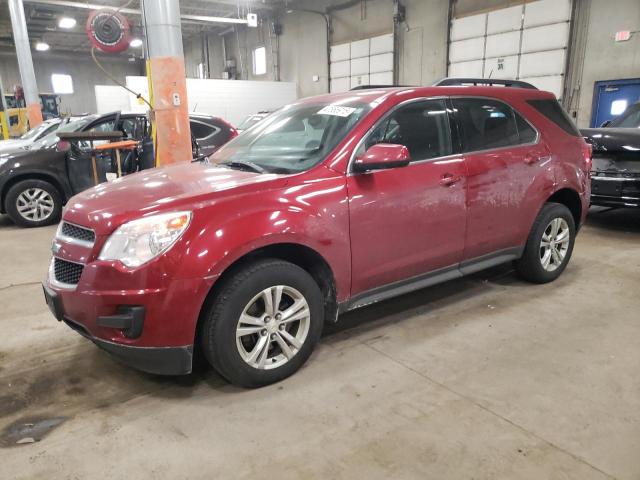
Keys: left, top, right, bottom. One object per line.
{"left": 0, "top": 112, "right": 8, "bottom": 140}
{"left": 7, "top": 108, "right": 28, "bottom": 137}
{"left": 146, "top": 59, "right": 157, "bottom": 166}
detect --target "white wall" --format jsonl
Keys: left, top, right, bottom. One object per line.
{"left": 96, "top": 76, "right": 297, "bottom": 126}
{"left": 0, "top": 51, "right": 143, "bottom": 115}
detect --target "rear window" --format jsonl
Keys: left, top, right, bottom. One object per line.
{"left": 190, "top": 120, "right": 218, "bottom": 140}
{"left": 527, "top": 99, "right": 580, "bottom": 137}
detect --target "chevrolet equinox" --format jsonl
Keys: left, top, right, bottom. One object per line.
{"left": 43, "top": 80, "right": 591, "bottom": 387}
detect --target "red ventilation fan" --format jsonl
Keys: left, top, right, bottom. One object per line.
{"left": 86, "top": 9, "right": 131, "bottom": 53}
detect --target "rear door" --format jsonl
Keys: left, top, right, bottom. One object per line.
{"left": 451, "top": 97, "right": 551, "bottom": 260}
{"left": 347, "top": 98, "right": 468, "bottom": 295}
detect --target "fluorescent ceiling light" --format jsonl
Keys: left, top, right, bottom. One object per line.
{"left": 58, "top": 17, "right": 76, "bottom": 29}
{"left": 35, "top": 42, "right": 50, "bottom": 51}
{"left": 129, "top": 38, "right": 143, "bottom": 48}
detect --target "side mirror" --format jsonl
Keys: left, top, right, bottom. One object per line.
{"left": 600, "top": 120, "right": 612, "bottom": 128}
{"left": 353, "top": 143, "right": 411, "bottom": 172}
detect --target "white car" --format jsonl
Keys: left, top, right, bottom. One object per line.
{"left": 0, "top": 118, "right": 64, "bottom": 153}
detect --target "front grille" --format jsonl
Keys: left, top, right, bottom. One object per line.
{"left": 54, "top": 258, "right": 84, "bottom": 285}
{"left": 60, "top": 222, "right": 95, "bottom": 244}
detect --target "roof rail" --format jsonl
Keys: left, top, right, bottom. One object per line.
{"left": 349, "top": 85, "right": 408, "bottom": 91}
{"left": 434, "top": 78, "right": 538, "bottom": 90}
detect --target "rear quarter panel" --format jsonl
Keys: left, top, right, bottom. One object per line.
{"left": 514, "top": 97, "right": 590, "bottom": 225}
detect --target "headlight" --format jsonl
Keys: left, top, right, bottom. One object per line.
{"left": 99, "top": 211, "right": 191, "bottom": 268}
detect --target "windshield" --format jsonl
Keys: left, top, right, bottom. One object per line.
{"left": 20, "top": 120, "right": 59, "bottom": 140}
{"left": 210, "top": 101, "right": 372, "bottom": 174}
{"left": 238, "top": 114, "right": 268, "bottom": 130}
{"left": 28, "top": 115, "right": 98, "bottom": 150}
{"left": 609, "top": 103, "right": 640, "bottom": 128}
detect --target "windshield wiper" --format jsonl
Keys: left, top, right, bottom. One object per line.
{"left": 220, "top": 160, "right": 267, "bottom": 174}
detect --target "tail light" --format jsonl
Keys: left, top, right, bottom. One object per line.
{"left": 56, "top": 139, "right": 71, "bottom": 152}
{"left": 582, "top": 141, "right": 592, "bottom": 176}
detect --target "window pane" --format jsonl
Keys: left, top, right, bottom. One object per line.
{"left": 253, "top": 47, "right": 267, "bottom": 76}
{"left": 190, "top": 121, "right": 217, "bottom": 139}
{"left": 364, "top": 99, "right": 452, "bottom": 161}
{"left": 452, "top": 98, "right": 519, "bottom": 151}
{"left": 515, "top": 112, "right": 537, "bottom": 144}
{"left": 51, "top": 74, "right": 74, "bottom": 94}
{"left": 609, "top": 103, "right": 640, "bottom": 128}
{"left": 526, "top": 99, "right": 580, "bottom": 137}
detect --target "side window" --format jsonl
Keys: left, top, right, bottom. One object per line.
{"left": 78, "top": 119, "right": 116, "bottom": 150}
{"left": 121, "top": 119, "right": 136, "bottom": 139}
{"left": 515, "top": 112, "right": 537, "bottom": 144}
{"left": 527, "top": 99, "right": 581, "bottom": 136}
{"left": 452, "top": 98, "right": 521, "bottom": 151}
{"left": 37, "top": 123, "right": 59, "bottom": 140}
{"left": 190, "top": 121, "right": 219, "bottom": 140}
{"left": 88, "top": 119, "right": 116, "bottom": 133}
{"left": 362, "top": 99, "right": 452, "bottom": 162}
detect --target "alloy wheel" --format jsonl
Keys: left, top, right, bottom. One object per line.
{"left": 16, "top": 188, "right": 55, "bottom": 222}
{"left": 539, "top": 217, "right": 570, "bottom": 272}
{"left": 235, "top": 285, "right": 311, "bottom": 370}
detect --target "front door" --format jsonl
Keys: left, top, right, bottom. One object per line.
{"left": 347, "top": 98, "right": 468, "bottom": 296}
{"left": 67, "top": 116, "right": 117, "bottom": 194}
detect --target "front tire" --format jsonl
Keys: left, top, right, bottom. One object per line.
{"left": 5, "top": 179, "right": 62, "bottom": 228}
{"left": 200, "top": 259, "right": 324, "bottom": 388}
{"left": 515, "top": 202, "right": 575, "bottom": 283}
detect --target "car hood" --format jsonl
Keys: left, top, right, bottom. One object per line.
{"left": 63, "top": 161, "right": 285, "bottom": 233}
{"left": 580, "top": 128, "right": 640, "bottom": 154}
{"left": 0, "top": 145, "right": 59, "bottom": 173}
{"left": 0, "top": 139, "right": 29, "bottom": 153}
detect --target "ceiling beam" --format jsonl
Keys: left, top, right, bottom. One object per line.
{"left": 22, "top": 0, "right": 252, "bottom": 25}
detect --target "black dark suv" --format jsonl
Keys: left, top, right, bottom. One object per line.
{"left": 582, "top": 102, "right": 640, "bottom": 208}
{"left": 0, "top": 112, "right": 236, "bottom": 227}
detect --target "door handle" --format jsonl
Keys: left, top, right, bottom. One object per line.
{"left": 439, "top": 173, "right": 462, "bottom": 187}
{"left": 524, "top": 154, "right": 539, "bottom": 165}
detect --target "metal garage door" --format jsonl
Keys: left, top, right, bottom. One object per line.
{"left": 448, "top": 0, "right": 572, "bottom": 99}
{"left": 330, "top": 33, "right": 394, "bottom": 93}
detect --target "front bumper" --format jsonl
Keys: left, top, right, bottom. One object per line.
{"left": 590, "top": 176, "right": 640, "bottom": 208}
{"left": 43, "top": 283, "right": 194, "bottom": 375}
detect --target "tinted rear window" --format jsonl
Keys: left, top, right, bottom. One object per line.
{"left": 452, "top": 98, "right": 536, "bottom": 152}
{"left": 527, "top": 99, "right": 580, "bottom": 137}
{"left": 190, "top": 121, "right": 218, "bottom": 139}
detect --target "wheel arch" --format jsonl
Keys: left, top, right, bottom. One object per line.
{"left": 546, "top": 188, "right": 582, "bottom": 228}
{"left": 194, "top": 242, "right": 339, "bottom": 357}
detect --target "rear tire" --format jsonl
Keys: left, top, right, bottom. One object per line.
{"left": 515, "top": 202, "right": 575, "bottom": 284}
{"left": 5, "top": 179, "right": 62, "bottom": 228}
{"left": 200, "top": 259, "right": 324, "bottom": 388}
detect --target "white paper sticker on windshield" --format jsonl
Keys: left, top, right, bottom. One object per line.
{"left": 317, "top": 105, "right": 356, "bottom": 117}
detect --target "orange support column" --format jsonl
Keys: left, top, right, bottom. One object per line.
{"left": 25, "top": 102, "right": 43, "bottom": 127}
{"left": 142, "top": 0, "right": 192, "bottom": 165}
{"left": 148, "top": 57, "right": 191, "bottom": 165}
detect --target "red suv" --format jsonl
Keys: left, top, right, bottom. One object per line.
{"left": 43, "top": 80, "right": 591, "bottom": 387}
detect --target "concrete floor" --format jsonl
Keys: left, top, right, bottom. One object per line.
{"left": 0, "top": 208, "right": 638, "bottom": 479}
